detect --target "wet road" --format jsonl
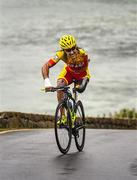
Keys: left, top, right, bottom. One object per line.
{"left": 0, "top": 129, "right": 137, "bottom": 180}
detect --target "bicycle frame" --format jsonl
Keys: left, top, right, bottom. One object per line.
{"left": 62, "top": 82, "right": 78, "bottom": 113}
{"left": 43, "top": 81, "right": 86, "bottom": 154}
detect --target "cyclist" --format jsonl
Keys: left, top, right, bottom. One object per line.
{"left": 41, "top": 34, "right": 91, "bottom": 124}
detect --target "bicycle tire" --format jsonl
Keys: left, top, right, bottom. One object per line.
{"left": 74, "top": 100, "right": 86, "bottom": 151}
{"left": 54, "top": 101, "right": 72, "bottom": 154}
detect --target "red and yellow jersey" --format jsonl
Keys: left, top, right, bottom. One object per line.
{"left": 48, "top": 48, "right": 89, "bottom": 73}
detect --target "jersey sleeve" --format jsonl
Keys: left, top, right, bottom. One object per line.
{"left": 47, "top": 50, "right": 64, "bottom": 67}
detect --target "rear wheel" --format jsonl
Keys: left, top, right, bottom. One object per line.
{"left": 54, "top": 101, "right": 72, "bottom": 154}
{"left": 74, "top": 100, "right": 86, "bottom": 151}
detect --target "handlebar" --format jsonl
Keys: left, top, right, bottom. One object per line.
{"left": 41, "top": 86, "right": 70, "bottom": 93}
{"left": 41, "top": 85, "right": 78, "bottom": 101}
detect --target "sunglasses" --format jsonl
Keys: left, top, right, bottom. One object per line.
{"left": 65, "top": 46, "right": 76, "bottom": 52}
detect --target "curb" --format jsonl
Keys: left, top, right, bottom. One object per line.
{"left": 0, "top": 129, "right": 33, "bottom": 135}
{"left": 0, "top": 128, "right": 52, "bottom": 135}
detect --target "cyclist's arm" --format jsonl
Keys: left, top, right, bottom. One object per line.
{"left": 41, "top": 51, "right": 63, "bottom": 79}
{"left": 41, "top": 58, "right": 57, "bottom": 79}
{"left": 76, "top": 77, "right": 89, "bottom": 93}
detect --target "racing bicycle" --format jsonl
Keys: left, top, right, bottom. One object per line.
{"left": 45, "top": 80, "right": 86, "bottom": 154}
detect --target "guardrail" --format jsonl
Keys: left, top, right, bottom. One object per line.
{"left": 0, "top": 112, "right": 137, "bottom": 129}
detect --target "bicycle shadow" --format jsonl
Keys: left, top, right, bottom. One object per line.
{"left": 52, "top": 151, "right": 86, "bottom": 178}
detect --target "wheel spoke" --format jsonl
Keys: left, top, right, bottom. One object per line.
{"left": 74, "top": 100, "right": 85, "bottom": 151}
{"left": 55, "top": 102, "right": 72, "bottom": 154}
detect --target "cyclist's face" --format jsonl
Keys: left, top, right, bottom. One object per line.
{"left": 64, "top": 46, "right": 77, "bottom": 55}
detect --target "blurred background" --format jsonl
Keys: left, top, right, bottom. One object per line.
{"left": 0, "top": 0, "right": 137, "bottom": 116}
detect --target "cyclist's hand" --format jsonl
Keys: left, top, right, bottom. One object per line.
{"left": 44, "top": 78, "right": 53, "bottom": 92}
{"left": 45, "top": 86, "right": 54, "bottom": 92}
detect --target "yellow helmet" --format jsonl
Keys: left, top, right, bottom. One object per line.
{"left": 59, "top": 35, "right": 76, "bottom": 49}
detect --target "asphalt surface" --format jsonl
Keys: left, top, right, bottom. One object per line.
{"left": 0, "top": 129, "right": 137, "bottom": 180}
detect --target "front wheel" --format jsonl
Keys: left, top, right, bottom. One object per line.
{"left": 54, "top": 101, "right": 72, "bottom": 154}
{"left": 74, "top": 100, "right": 86, "bottom": 151}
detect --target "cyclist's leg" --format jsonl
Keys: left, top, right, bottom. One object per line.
{"left": 57, "top": 78, "right": 67, "bottom": 119}
{"left": 57, "top": 66, "right": 73, "bottom": 122}
{"left": 57, "top": 66, "right": 73, "bottom": 103}
{"left": 73, "top": 69, "right": 90, "bottom": 93}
